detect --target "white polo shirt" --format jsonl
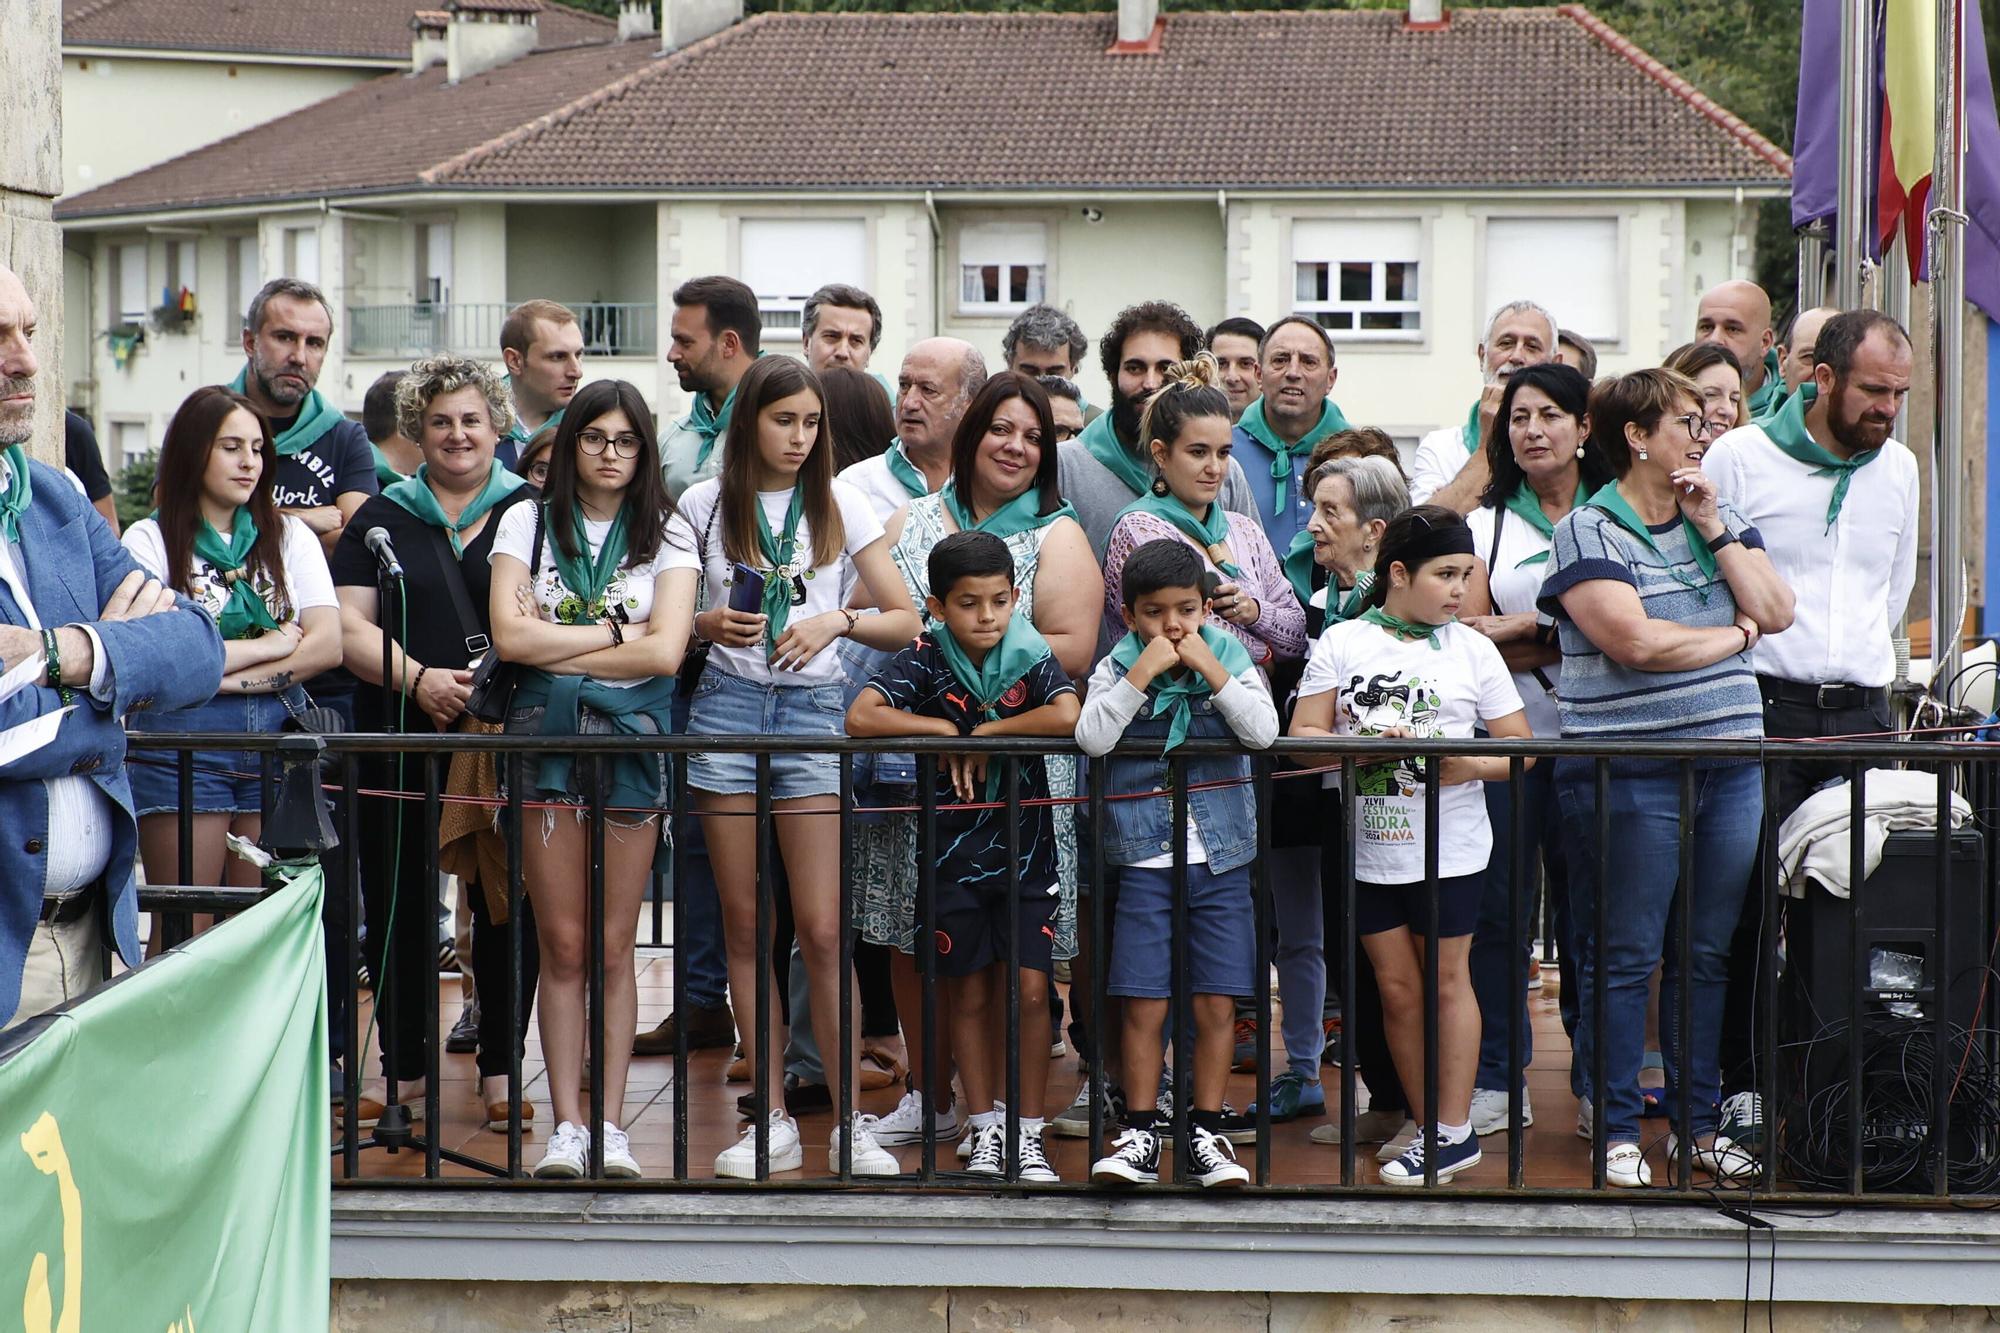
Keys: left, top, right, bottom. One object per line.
{"left": 1408, "top": 420, "right": 1477, "bottom": 507}
{"left": 1702, "top": 423, "right": 1919, "bottom": 688}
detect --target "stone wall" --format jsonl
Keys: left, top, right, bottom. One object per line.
{"left": 0, "top": 0, "right": 65, "bottom": 465}
{"left": 330, "top": 1282, "right": 2000, "bottom": 1332}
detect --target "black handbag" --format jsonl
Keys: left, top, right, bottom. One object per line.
{"left": 677, "top": 498, "right": 722, "bottom": 699}
{"left": 442, "top": 501, "right": 542, "bottom": 725}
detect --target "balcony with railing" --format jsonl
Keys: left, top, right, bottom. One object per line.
{"left": 345, "top": 301, "right": 657, "bottom": 358}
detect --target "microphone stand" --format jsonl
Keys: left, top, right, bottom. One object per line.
{"left": 370, "top": 556, "right": 417, "bottom": 1153}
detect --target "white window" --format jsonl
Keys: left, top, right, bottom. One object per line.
{"left": 1292, "top": 219, "right": 1421, "bottom": 337}
{"left": 415, "top": 222, "right": 452, "bottom": 305}
{"left": 111, "top": 420, "right": 151, "bottom": 471}
{"left": 283, "top": 226, "right": 321, "bottom": 286}
{"left": 739, "top": 218, "right": 866, "bottom": 336}
{"left": 1483, "top": 217, "right": 1621, "bottom": 343}
{"left": 957, "top": 222, "right": 1047, "bottom": 314}
{"left": 112, "top": 244, "right": 147, "bottom": 323}
{"left": 164, "top": 239, "right": 195, "bottom": 300}
{"left": 226, "top": 235, "right": 260, "bottom": 340}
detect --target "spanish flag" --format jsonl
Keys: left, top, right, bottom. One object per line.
{"left": 1876, "top": 2, "right": 1936, "bottom": 271}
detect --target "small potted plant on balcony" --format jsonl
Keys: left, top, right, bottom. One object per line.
{"left": 148, "top": 286, "right": 198, "bottom": 336}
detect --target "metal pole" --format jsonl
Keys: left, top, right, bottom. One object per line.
{"left": 1836, "top": 0, "right": 1878, "bottom": 310}
{"left": 1797, "top": 222, "right": 1831, "bottom": 311}
{"left": 1931, "top": 0, "right": 1968, "bottom": 695}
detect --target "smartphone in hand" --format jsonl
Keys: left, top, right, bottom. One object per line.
{"left": 728, "top": 562, "right": 767, "bottom": 615}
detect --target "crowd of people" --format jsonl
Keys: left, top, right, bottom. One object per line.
{"left": 0, "top": 256, "right": 1919, "bottom": 1192}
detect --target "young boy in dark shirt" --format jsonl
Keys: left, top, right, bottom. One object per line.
{"left": 847, "top": 531, "right": 1080, "bottom": 1181}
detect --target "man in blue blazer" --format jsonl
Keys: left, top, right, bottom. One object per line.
{"left": 0, "top": 262, "right": 225, "bottom": 1030}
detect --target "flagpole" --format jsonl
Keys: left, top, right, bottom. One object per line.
{"left": 1836, "top": 0, "right": 1878, "bottom": 309}
{"left": 1930, "top": 0, "right": 1968, "bottom": 689}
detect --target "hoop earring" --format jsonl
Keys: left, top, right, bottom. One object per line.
{"left": 1150, "top": 476, "right": 1169, "bottom": 497}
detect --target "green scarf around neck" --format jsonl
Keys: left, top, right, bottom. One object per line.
{"left": 753, "top": 485, "right": 807, "bottom": 648}
{"left": 1588, "top": 484, "right": 1717, "bottom": 600}
{"left": 1360, "top": 604, "right": 1448, "bottom": 651}
{"left": 372, "top": 445, "right": 406, "bottom": 489}
{"left": 1109, "top": 624, "right": 1254, "bottom": 752}
{"left": 884, "top": 439, "right": 932, "bottom": 500}
{"left": 941, "top": 479, "right": 1078, "bottom": 541}
{"left": 548, "top": 500, "right": 631, "bottom": 624}
{"left": 502, "top": 377, "right": 564, "bottom": 446}
{"left": 689, "top": 365, "right": 759, "bottom": 473}
{"left": 1459, "top": 399, "right": 1483, "bottom": 454}
{"left": 932, "top": 615, "right": 1055, "bottom": 799}
{"left": 1078, "top": 410, "right": 1151, "bottom": 497}
{"left": 1502, "top": 477, "right": 1589, "bottom": 565}
{"left": 0, "top": 445, "right": 31, "bottom": 543}
{"left": 1280, "top": 532, "right": 1376, "bottom": 616}
{"left": 188, "top": 509, "right": 282, "bottom": 640}
{"left": 1238, "top": 397, "right": 1351, "bottom": 514}
{"left": 1760, "top": 383, "right": 1879, "bottom": 531}
{"left": 1747, "top": 348, "right": 1787, "bottom": 420}
{"left": 382, "top": 463, "right": 525, "bottom": 557}
{"left": 1120, "top": 490, "right": 1241, "bottom": 578}
{"left": 229, "top": 364, "right": 343, "bottom": 458}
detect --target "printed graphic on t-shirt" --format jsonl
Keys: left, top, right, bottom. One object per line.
{"left": 534, "top": 562, "right": 643, "bottom": 626}
{"left": 187, "top": 556, "right": 294, "bottom": 629}
{"left": 1344, "top": 669, "right": 1442, "bottom": 834}
{"left": 271, "top": 450, "right": 341, "bottom": 510}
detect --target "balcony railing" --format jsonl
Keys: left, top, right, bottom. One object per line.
{"left": 346, "top": 302, "right": 657, "bottom": 358}
{"left": 128, "top": 729, "right": 2000, "bottom": 1203}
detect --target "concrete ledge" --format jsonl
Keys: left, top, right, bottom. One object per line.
{"left": 332, "top": 1190, "right": 2000, "bottom": 1304}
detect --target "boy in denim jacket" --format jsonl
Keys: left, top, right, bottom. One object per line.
{"left": 1077, "top": 539, "right": 1278, "bottom": 1187}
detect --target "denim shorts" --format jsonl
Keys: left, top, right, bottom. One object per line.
{"left": 1356, "top": 872, "right": 1484, "bottom": 939}
{"left": 1107, "top": 861, "right": 1255, "bottom": 1000}
{"left": 684, "top": 666, "right": 845, "bottom": 800}
{"left": 127, "top": 689, "right": 294, "bottom": 817}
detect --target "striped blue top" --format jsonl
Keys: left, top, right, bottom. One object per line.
{"left": 1537, "top": 498, "right": 1765, "bottom": 769}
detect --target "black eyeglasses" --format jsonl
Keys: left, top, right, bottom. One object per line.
{"left": 577, "top": 429, "right": 643, "bottom": 458}
{"left": 1676, "top": 413, "right": 1718, "bottom": 441}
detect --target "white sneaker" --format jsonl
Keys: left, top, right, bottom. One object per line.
{"left": 1605, "top": 1141, "right": 1651, "bottom": 1188}
{"left": 600, "top": 1122, "right": 639, "bottom": 1179}
{"left": 1469, "top": 1086, "right": 1534, "bottom": 1137}
{"left": 862, "top": 1088, "right": 961, "bottom": 1146}
{"left": 714, "top": 1109, "right": 803, "bottom": 1178}
{"left": 831, "top": 1114, "right": 900, "bottom": 1176}
{"left": 1668, "top": 1129, "right": 1759, "bottom": 1182}
{"left": 1375, "top": 1118, "right": 1420, "bottom": 1164}
{"left": 532, "top": 1120, "right": 590, "bottom": 1179}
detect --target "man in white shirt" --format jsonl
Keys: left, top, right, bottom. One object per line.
{"left": 1701, "top": 308, "right": 1917, "bottom": 1158}
{"left": 1407, "top": 300, "right": 1558, "bottom": 512}
{"left": 836, "top": 337, "right": 985, "bottom": 522}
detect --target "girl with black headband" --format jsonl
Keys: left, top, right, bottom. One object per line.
{"left": 1289, "top": 502, "right": 1532, "bottom": 1186}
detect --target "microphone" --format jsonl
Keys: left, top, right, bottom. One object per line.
{"left": 363, "top": 527, "right": 405, "bottom": 579}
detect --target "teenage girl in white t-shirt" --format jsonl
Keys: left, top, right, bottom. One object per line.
{"left": 1290, "top": 504, "right": 1529, "bottom": 1187}
{"left": 124, "top": 385, "right": 342, "bottom": 926}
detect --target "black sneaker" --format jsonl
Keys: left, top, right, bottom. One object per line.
{"left": 1187, "top": 1123, "right": 1251, "bottom": 1188}
{"left": 1090, "top": 1125, "right": 1161, "bottom": 1185}
{"left": 963, "top": 1122, "right": 1005, "bottom": 1177}
{"left": 444, "top": 1004, "right": 479, "bottom": 1054}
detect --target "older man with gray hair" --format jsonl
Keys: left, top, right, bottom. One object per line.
{"left": 1002, "top": 302, "right": 1088, "bottom": 383}
{"left": 1408, "top": 299, "right": 1559, "bottom": 512}
{"left": 837, "top": 336, "right": 987, "bottom": 521}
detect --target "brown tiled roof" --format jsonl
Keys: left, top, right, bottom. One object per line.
{"left": 62, "top": 0, "right": 612, "bottom": 61}
{"left": 58, "top": 6, "right": 1789, "bottom": 221}
{"left": 449, "top": 0, "right": 544, "bottom": 14}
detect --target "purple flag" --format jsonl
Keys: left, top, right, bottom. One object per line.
{"left": 1961, "top": 0, "right": 2000, "bottom": 320}
{"left": 1792, "top": 0, "right": 1843, "bottom": 229}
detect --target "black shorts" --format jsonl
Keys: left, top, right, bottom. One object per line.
{"left": 1355, "top": 873, "right": 1483, "bottom": 940}
{"left": 923, "top": 880, "right": 1057, "bottom": 979}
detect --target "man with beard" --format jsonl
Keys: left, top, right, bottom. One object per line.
{"left": 1408, "top": 300, "right": 1558, "bottom": 511}
{"left": 838, "top": 337, "right": 985, "bottom": 520}
{"left": 1205, "top": 316, "right": 1266, "bottom": 423}
{"left": 1701, "top": 309, "right": 1918, "bottom": 1172}
{"left": 1057, "top": 299, "right": 1257, "bottom": 563}
{"left": 661, "top": 275, "right": 762, "bottom": 501}
{"left": 1231, "top": 316, "right": 1352, "bottom": 555}
{"left": 1697, "top": 279, "right": 1786, "bottom": 419}
{"left": 234, "top": 278, "right": 378, "bottom": 557}
{"left": 497, "top": 299, "right": 584, "bottom": 471}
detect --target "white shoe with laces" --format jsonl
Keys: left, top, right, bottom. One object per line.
{"left": 957, "top": 1101, "right": 1004, "bottom": 1160}
{"left": 714, "top": 1109, "right": 802, "bottom": 1178}
{"left": 533, "top": 1120, "right": 590, "bottom": 1179}
{"left": 1016, "top": 1124, "right": 1059, "bottom": 1183}
{"left": 1469, "top": 1086, "right": 1534, "bottom": 1137}
{"left": 600, "top": 1122, "right": 640, "bottom": 1179}
{"left": 830, "top": 1114, "right": 901, "bottom": 1176}
{"left": 863, "top": 1088, "right": 960, "bottom": 1146}
{"left": 964, "top": 1122, "right": 1005, "bottom": 1176}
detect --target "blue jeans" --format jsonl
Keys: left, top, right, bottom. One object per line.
{"left": 1471, "top": 763, "right": 1567, "bottom": 1093}
{"left": 1556, "top": 762, "right": 1760, "bottom": 1144}
{"left": 670, "top": 690, "right": 729, "bottom": 1011}
{"left": 1269, "top": 845, "right": 1326, "bottom": 1080}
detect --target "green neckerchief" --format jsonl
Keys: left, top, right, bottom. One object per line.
{"left": 1237, "top": 397, "right": 1352, "bottom": 515}
{"left": 1331, "top": 569, "right": 1374, "bottom": 623}
{"left": 372, "top": 445, "right": 405, "bottom": 489}
{"left": 1746, "top": 348, "right": 1787, "bottom": 420}
{"left": 502, "top": 378, "right": 564, "bottom": 446}
{"left": 931, "top": 615, "right": 1055, "bottom": 799}
{"left": 1458, "top": 399, "right": 1482, "bottom": 454}
{"left": 229, "top": 365, "right": 342, "bottom": 457}
{"left": 513, "top": 670, "right": 677, "bottom": 850}
{"left": 186, "top": 509, "right": 282, "bottom": 640}
{"left": 1078, "top": 409, "right": 1151, "bottom": 497}
{"left": 1587, "top": 484, "right": 1717, "bottom": 599}
{"left": 753, "top": 485, "right": 806, "bottom": 648}
{"left": 1502, "top": 478, "right": 1589, "bottom": 565}
{"left": 1760, "top": 383, "right": 1878, "bottom": 531}
{"left": 688, "top": 366, "right": 759, "bottom": 473}
{"left": 0, "top": 445, "right": 31, "bottom": 542}
{"left": 547, "top": 500, "right": 631, "bottom": 624}
{"left": 1360, "top": 604, "right": 1447, "bottom": 652}
{"left": 382, "top": 463, "right": 525, "bottom": 557}
{"left": 1109, "top": 624, "right": 1255, "bottom": 752}
{"left": 941, "top": 479, "right": 1079, "bottom": 541}
{"left": 1120, "top": 490, "right": 1242, "bottom": 578}
{"left": 884, "top": 439, "right": 931, "bottom": 500}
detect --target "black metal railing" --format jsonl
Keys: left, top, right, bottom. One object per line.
{"left": 127, "top": 730, "right": 2000, "bottom": 1203}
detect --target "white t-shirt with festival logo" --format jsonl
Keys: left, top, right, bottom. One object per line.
{"left": 663, "top": 477, "right": 886, "bottom": 685}
{"left": 1297, "top": 617, "right": 1523, "bottom": 883}
{"left": 123, "top": 513, "right": 338, "bottom": 626}
{"left": 489, "top": 501, "right": 696, "bottom": 689}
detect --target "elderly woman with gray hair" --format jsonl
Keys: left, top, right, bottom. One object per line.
{"left": 330, "top": 354, "right": 539, "bottom": 1132}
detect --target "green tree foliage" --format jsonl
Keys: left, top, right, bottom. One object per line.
{"left": 115, "top": 454, "right": 156, "bottom": 531}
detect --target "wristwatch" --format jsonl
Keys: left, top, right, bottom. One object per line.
{"left": 1707, "top": 527, "right": 1741, "bottom": 555}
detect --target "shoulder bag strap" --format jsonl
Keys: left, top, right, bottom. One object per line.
{"left": 431, "top": 499, "right": 538, "bottom": 661}
{"left": 1484, "top": 505, "right": 1557, "bottom": 695}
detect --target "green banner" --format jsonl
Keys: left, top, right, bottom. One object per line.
{"left": 0, "top": 866, "right": 329, "bottom": 1333}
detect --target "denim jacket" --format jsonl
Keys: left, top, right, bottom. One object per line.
{"left": 1098, "top": 659, "right": 1260, "bottom": 874}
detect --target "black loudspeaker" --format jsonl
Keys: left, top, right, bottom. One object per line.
{"left": 1779, "top": 828, "right": 2000, "bottom": 1192}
